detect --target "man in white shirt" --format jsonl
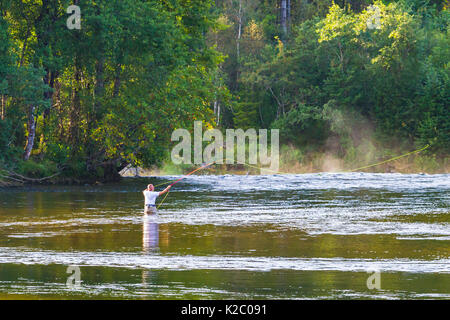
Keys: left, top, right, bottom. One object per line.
{"left": 143, "top": 184, "right": 171, "bottom": 214}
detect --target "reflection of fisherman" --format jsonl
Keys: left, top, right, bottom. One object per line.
{"left": 142, "top": 184, "right": 171, "bottom": 214}
{"left": 143, "top": 216, "right": 159, "bottom": 253}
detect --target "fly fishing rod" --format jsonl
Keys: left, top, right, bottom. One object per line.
{"left": 156, "top": 160, "right": 216, "bottom": 209}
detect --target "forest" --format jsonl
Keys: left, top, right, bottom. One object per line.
{"left": 0, "top": 0, "right": 448, "bottom": 184}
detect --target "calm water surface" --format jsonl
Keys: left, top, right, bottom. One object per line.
{"left": 0, "top": 173, "right": 449, "bottom": 299}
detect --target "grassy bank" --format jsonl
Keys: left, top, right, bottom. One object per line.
{"left": 2, "top": 144, "right": 448, "bottom": 188}
{"left": 275, "top": 144, "right": 449, "bottom": 174}
{"left": 123, "top": 147, "right": 449, "bottom": 177}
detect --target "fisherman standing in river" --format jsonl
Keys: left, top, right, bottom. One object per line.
{"left": 141, "top": 162, "right": 214, "bottom": 214}
{"left": 143, "top": 184, "right": 171, "bottom": 214}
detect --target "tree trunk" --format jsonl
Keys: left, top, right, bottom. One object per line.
{"left": 287, "top": 0, "right": 291, "bottom": 35}
{"left": 280, "top": 0, "right": 287, "bottom": 37}
{"left": 36, "top": 0, "right": 58, "bottom": 151}
{"left": 95, "top": 58, "right": 105, "bottom": 108}
{"left": 23, "top": 105, "right": 36, "bottom": 160}
{"left": 92, "top": 58, "right": 105, "bottom": 134}
{"left": 259, "top": 104, "right": 265, "bottom": 127}
{"left": 214, "top": 101, "right": 221, "bottom": 125}
{"left": 69, "top": 63, "right": 81, "bottom": 145}
{"left": 113, "top": 64, "right": 121, "bottom": 97}
{"left": 53, "top": 78, "right": 65, "bottom": 141}
{"left": 213, "top": 29, "right": 221, "bottom": 126}
{"left": 19, "top": 26, "right": 30, "bottom": 67}
{"left": 1, "top": 95, "right": 5, "bottom": 120}
{"left": 42, "top": 70, "right": 55, "bottom": 132}
{"left": 94, "top": 1, "right": 105, "bottom": 112}
{"left": 236, "top": 0, "right": 242, "bottom": 61}
{"left": 217, "top": 103, "right": 221, "bottom": 126}
{"left": 235, "top": 0, "right": 242, "bottom": 86}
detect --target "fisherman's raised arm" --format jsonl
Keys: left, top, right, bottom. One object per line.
{"left": 159, "top": 185, "right": 172, "bottom": 196}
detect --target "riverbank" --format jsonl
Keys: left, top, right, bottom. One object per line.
{"left": 121, "top": 153, "right": 449, "bottom": 178}
{"left": 1, "top": 150, "right": 448, "bottom": 188}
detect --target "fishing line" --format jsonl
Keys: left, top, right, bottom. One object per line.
{"left": 156, "top": 189, "right": 171, "bottom": 210}
{"left": 156, "top": 160, "right": 216, "bottom": 209}
{"left": 152, "top": 144, "right": 431, "bottom": 209}
{"left": 226, "top": 144, "right": 431, "bottom": 174}
{"left": 348, "top": 144, "right": 430, "bottom": 172}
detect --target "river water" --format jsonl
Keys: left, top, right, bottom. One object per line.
{"left": 0, "top": 173, "right": 449, "bottom": 299}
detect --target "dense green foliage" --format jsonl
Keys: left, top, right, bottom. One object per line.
{"left": 0, "top": 0, "right": 229, "bottom": 181}
{"left": 0, "top": 0, "right": 448, "bottom": 182}
{"left": 212, "top": 0, "right": 448, "bottom": 157}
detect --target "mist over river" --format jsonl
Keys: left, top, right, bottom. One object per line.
{"left": 0, "top": 173, "right": 449, "bottom": 299}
